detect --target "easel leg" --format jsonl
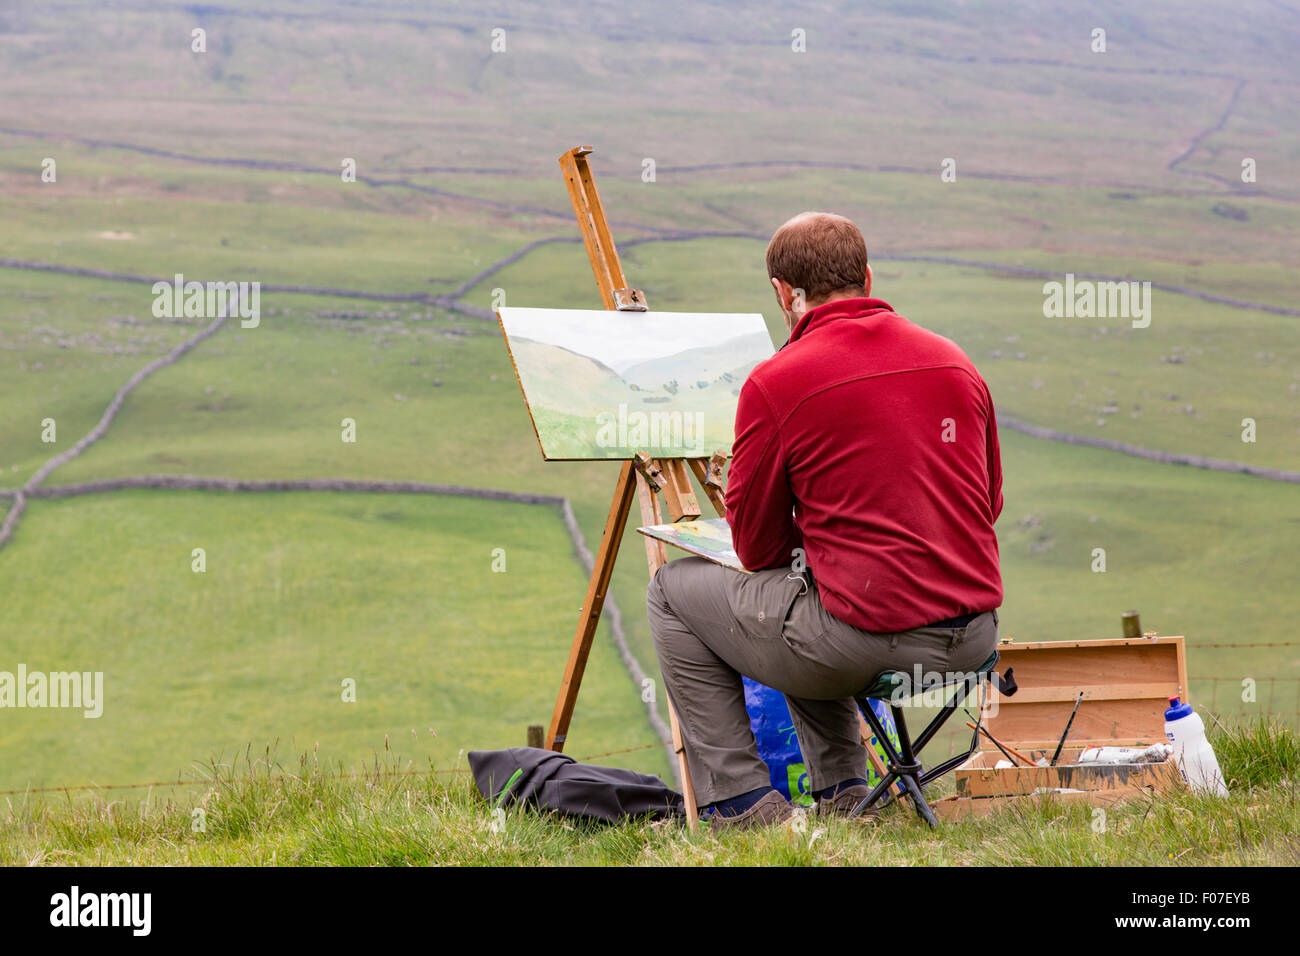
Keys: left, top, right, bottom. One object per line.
{"left": 546, "top": 461, "right": 637, "bottom": 752}
{"left": 543, "top": 461, "right": 700, "bottom": 829}
{"left": 636, "top": 469, "right": 699, "bottom": 829}
{"left": 858, "top": 712, "right": 891, "bottom": 782}
{"left": 667, "top": 698, "right": 697, "bottom": 828}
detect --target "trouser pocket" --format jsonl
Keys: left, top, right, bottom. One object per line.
{"left": 728, "top": 568, "right": 807, "bottom": 641}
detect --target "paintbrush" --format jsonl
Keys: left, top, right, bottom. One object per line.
{"left": 964, "top": 720, "right": 1036, "bottom": 767}
{"left": 1050, "top": 692, "right": 1085, "bottom": 766}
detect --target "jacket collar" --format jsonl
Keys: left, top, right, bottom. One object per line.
{"left": 786, "top": 297, "right": 895, "bottom": 347}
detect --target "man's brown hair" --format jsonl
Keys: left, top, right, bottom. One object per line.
{"left": 765, "top": 212, "right": 869, "bottom": 303}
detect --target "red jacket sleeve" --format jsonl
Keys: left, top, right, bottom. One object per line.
{"left": 726, "top": 378, "right": 801, "bottom": 570}
{"left": 984, "top": 383, "right": 1004, "bottom": 523}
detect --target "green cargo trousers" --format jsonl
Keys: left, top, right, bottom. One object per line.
{"left": 646, "top": 556, "right": 999, "bottom": 805}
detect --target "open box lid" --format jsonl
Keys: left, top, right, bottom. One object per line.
{"left": 980, "top": 637, "right": 1188, "bottom": 749}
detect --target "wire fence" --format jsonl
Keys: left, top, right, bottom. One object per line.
{"left": 0, "top": 742, "right": 664, "bottom": 798}
{"left": 1192, "top": 678, "right": 1300, "bottom": 725}
{"left": 1189, "top": 640, "right": 1300, "bottom": 727}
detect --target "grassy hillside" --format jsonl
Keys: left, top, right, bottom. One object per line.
{"left": 1, "top": 0, "right": 1297, "bottom": 812}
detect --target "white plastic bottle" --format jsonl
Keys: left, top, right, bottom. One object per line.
{"left": 1164, "top": 697, "right": 1228, "bottom": 796}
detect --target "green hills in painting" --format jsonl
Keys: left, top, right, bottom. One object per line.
{"left": 504, "top": 328, "right": 773, "bottom": 459}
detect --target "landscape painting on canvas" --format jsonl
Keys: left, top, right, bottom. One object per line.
{"left": 496, "top": 307, "right": 775, "bottom": 460}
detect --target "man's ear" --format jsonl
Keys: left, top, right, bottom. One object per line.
{"left": 771, "top": 276, "right": 792, "bottom": 312}
{"left": 863, "top": 263, "right": 874, "bottom": 298}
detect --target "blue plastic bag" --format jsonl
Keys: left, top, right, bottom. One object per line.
{"left": 743, "top": 676, "right": 900, "bottom": 807}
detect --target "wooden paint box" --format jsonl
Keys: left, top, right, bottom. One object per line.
{"left": 951, "top": 636, "right": 1190, "bottom": 805}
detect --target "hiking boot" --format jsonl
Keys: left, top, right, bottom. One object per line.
{"left": 706, "top": 789, "right": 793, "bottom": 831}
{"left": 815, "top": 784, "right": 880, "bottom": 821}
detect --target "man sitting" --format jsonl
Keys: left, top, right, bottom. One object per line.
{"left": 646, "top": 212, "right": 1004, "bottom": 828}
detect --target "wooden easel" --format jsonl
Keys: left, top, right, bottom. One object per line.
{"left": 544, "top": 145, "right": 727, "bottom": 829}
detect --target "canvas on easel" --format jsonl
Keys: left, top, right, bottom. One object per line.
{"left": 497, "top": 306, "right": 773, "bottom": 461}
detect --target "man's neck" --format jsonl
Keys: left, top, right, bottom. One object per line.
{"left": 786, "top": 291, "right": 869, "bottom": 330}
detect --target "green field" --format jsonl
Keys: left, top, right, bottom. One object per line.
{"left": 0, "top": 489, "right": 661, "bottom": 790}
{"left": 1, "top": 0, "right": 1297, "bottom": 832}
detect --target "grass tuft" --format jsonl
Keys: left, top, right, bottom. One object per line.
{"left": 1210, "top": 717, "right": 1300, "bottom": 790}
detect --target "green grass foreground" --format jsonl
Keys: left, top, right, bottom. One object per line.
{"left": 4, "top": 721, "right": 1297, "bottom": 867}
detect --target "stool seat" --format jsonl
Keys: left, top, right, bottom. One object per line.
{"left": 858, "top": 650, "right": 1000, "bottom": 701}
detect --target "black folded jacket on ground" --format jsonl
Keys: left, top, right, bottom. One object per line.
{"left": 468, "top": 747, "right": 684, "bottom": 823}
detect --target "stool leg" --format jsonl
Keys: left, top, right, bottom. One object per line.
{"left": 858, "top": 701, "right": 904, "bottom": 767}
{"left": 899, "top": 771, "right": 939, "bottom": 828}
{"left": 888, "top": 705, "right": 940, "bottom": 826}
{"left": 848, "top": 771, "right": 899, "bottom": 818}
{"left": 891, "top": 704, "right": 918, "bottom": 765}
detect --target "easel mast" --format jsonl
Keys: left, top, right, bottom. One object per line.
{"left": 546, "top": 146, "right": 726, "bottom": 829}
